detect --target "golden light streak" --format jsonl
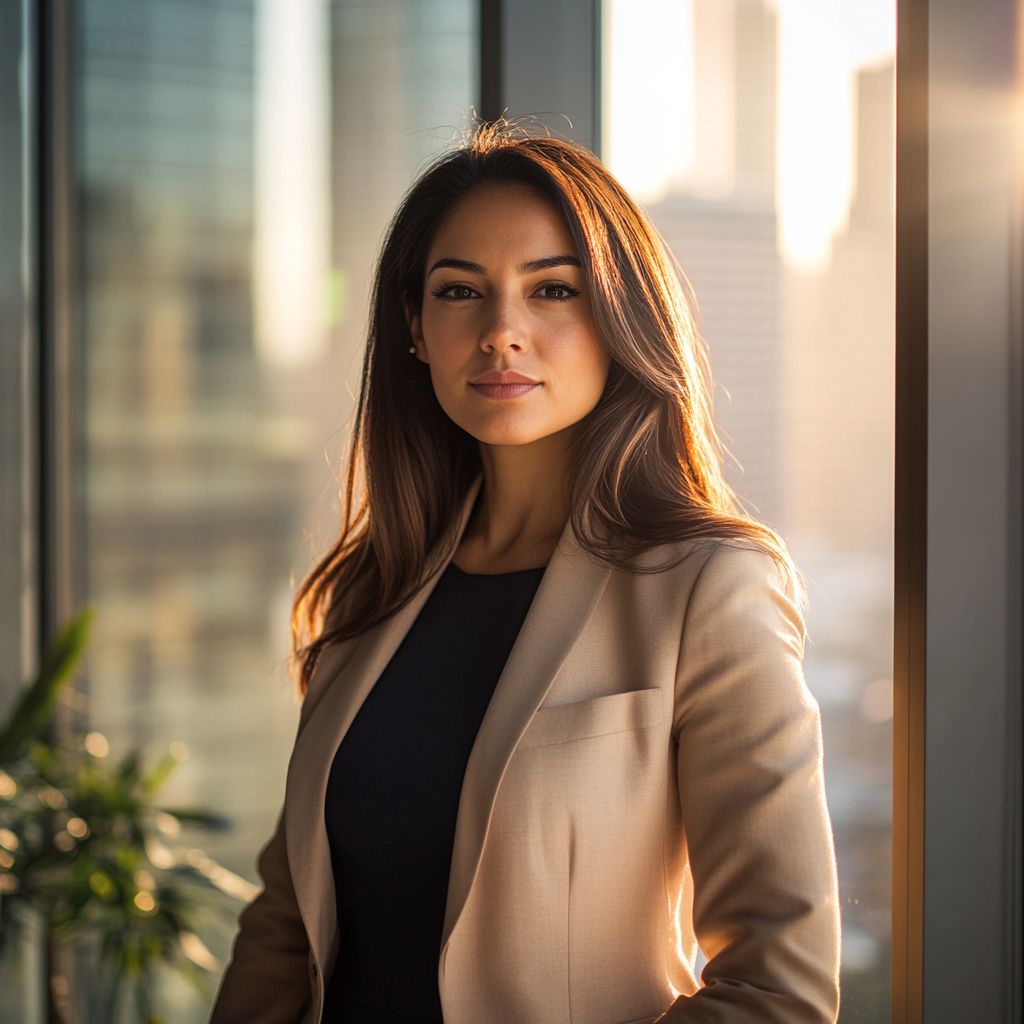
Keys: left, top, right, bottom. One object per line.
{"left": 186, "top": 849, "right": 261, "bottom": 903}
{"left": 181, "top": 931, "right": 222, "bottom": 972}
{"left": 254, "top": 0, "right": 331, "bottom": 368}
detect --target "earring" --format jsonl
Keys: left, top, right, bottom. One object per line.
{"left": 408, "top": 346, "right": 416, "bottom": 354}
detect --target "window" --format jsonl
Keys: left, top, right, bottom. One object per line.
{"left": 74, "top": 1, "right": 473, "bottom": 1015}
{"left": 604, "top": 2, "right": 895, "bottom": 1018}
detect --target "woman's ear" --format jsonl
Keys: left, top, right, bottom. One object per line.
{"left": 403, "top": 292, "right": 429, "bottom": 363}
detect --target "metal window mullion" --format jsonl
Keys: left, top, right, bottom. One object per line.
{"left": 36, "top": 0, "right": 79, "bottom": 659}
{"left": 892, "top": 1, "right": 928, "bottom": 1020}
{"left": 480, "top": 0, "right": 601, "bottom": 154}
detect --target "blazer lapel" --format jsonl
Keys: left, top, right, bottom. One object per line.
{"left": 441, "top": 528, "right": 613, "bottom": 952}
{"left": 286, "top": 479, "right": 482, "bottom": 969}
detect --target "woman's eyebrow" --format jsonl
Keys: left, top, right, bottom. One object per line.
{"left": 427, "top": 255, "right": 583, "bottom": 276}
{"left": 428, "top": 258, "right": 485, "bottom": 275}
{"left": 520, "top": 255, "right": 582, "bottom": 273}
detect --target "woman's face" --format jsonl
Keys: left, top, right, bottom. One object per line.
{"left": 408, "top": 185, "right": 610, "bottom": 449}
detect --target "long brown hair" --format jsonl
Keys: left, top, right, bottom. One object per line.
{"left": 293, "top": 124, "right": 794, "bottom": 693}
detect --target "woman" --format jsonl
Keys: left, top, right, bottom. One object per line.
{"left": 212, "top": 126, "right": 840, "bottom": 1024}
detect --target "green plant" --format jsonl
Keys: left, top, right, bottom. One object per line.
{"left": 0, "top": 610, "right": 250, "bottom": 1023}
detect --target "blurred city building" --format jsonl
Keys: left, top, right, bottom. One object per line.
{"left": 784, "top": 61, "right": 896, "bottom": 555}
{"left": 645, "top": 0, "right": 782, "bottom": 526}
{"left": 78, "top": 0, "right": 301, "bottom": 894}
{"left": 782, "top": 60, "right": 896, "bottom": 1020}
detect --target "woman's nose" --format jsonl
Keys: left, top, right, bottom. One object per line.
{"left": 479, "top": 295, "right": 527, "bottom": 354}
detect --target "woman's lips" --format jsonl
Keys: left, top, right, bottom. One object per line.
{"left": 470, "top": 382, "right": 540, "bottom": 399}
{"left": 469, "top": 371, "right": 540, "bottom": 400}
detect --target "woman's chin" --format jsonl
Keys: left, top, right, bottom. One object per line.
{"left": 463, "top": 417, "right": 578, "bottom": 449}
{"left": 470, "top": 429, "right": 549, "bottom": 449}
{"left": 449, "top": 412, "right": 553, "bottom": 449}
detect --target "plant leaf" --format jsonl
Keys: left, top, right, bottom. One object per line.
{"left": 158, "top": 808, "right": 232, "bottom": 831}
{"left": 0, "top": 608, "right": 94, "bottom": 765}
{"left": 143, "top": 754, "right": 179, "bottom": 797}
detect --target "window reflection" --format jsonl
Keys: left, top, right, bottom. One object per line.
{"left": 607, "top": 2, "right": 895, "bottom": 1020}
{"left": 77, "top": 1, "right": 472, "bottom": 1017}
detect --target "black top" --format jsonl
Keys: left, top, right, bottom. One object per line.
{"left": 322, "top": 563, "right": 546, "bottom": 1024}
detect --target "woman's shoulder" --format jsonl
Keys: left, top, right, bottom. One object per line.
{"left": 610, "top": 533, "right": 806, "bottom": 640}
{"left": 626, "top": 532, "right": 792, "bottom": 583}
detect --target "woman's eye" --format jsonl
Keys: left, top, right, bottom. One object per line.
{"left": 536, "top": 283, "right": 580, "bottom": 301}
{"left": 433, "top": 283, "right": 477, "bottom": 301}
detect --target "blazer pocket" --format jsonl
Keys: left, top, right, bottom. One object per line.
{"left": 518, "top": 687, "right": 664, "bottom": 749}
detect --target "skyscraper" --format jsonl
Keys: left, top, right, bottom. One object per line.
{"left": 783, "top": 62, "right": 896, "bottom": 554}
{"left": 79, "top": 0, "right": 302, "bottom": 880}
{"left": 644, "top": 0, "right": 784, "bottom": 526}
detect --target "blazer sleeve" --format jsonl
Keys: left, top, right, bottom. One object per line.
{"left": 659, "top": 542, "right": 841, "bottom": 1024}
{"left": 209, "top": 810, "right": 312, "bottom": 1024}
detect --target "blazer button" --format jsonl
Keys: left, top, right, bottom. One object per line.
{"left": 310, "top": 962, "right": 318, "bottom": 978}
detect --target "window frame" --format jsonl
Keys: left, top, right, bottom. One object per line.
{"left": 892, "top": 0, "right": 928, "bottom": 1017}
{"left": 904, "top": 1, "right": 1023, "bottom": 1021}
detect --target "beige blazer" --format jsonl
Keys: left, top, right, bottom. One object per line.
{"left": 212, "top": 492, "right": 840, "bottom": 1024}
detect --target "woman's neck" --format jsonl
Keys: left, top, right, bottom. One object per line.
{"left": 452, "top": 428, "right": 574, "bottom": 574}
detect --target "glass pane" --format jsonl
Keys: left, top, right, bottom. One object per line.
{"left": 75, "top": 1, "right": 473, "bottom": 1018}
{"left": 605, "top": 2, "right": 895, "bottom": 1021}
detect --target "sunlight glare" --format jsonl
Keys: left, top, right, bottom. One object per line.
{"left": 254, "top": 0, "right": 331, "bottom": 367}
{"left": 605, "top": 0, "right": 696, "bottom": 204}
{"left": 774, "top": 0, "right": 895, "bottom": 271}
{"left": 605, "top": 0, "right": 895, "bottom": 272}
